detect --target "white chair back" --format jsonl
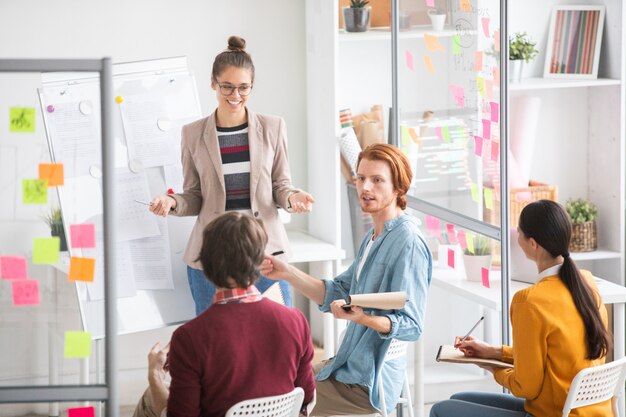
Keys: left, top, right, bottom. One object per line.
{"left": 562, "top": 357, "right": 626, "bottom": 417}
{"left": 225, "top": 387, "right": 305, "bottom": 417}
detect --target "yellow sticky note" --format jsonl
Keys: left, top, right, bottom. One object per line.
{"left": 9, "top": 107, "right": 35, "bottom": 133}
{"left": 33, "top": 237, "right": 60, "bottom": 265}
{"left": 401, "top": 126, "right": 410, "bottom": 145}
{"left": 23, "top": 179, "right": 48, "bottom": 204}
{"left": 484, "top": 188, "right": 494, "bottom": 210}
{"left": 423, "top": 55, "right": 436, "bottom": 74}
{"left": 466, "top": 232, "right": 475, "bottom": 254}
{"left": 470, "top": 183, "right": 479, "bottom": 202}
{"left": 476, "top": 76, "right": 485, "bottom": 96}
{"left": 424, "top": 34, "right": 446, "bottom": 53}
{"left": 68, "top": 257, "right": 96, "bottom": 282}
{"left": 64, "top": 331, "right": 92, "bottom": 358}
{"left": 39, "top": 163, "right": 64, "bottom": 187}
{"left": 452, "top": 34, "right": 461, "bottom": 55}
{"left": 442, "top": 126, "right": 451, "bottom": 143}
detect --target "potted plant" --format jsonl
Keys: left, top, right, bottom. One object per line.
{"left": 566, "top": 198, "right": 598, "bottom": 252}
{"left": 42, "top": 206, "right": 68, "bottom": 252}
{"left": 462, "top": 234, "right": 492, "bottom": 282}
{"left": 427, "top": 8, "right": 447, "bottom": 32}
{"left": 343, "top": 0, "right": 371, "bottom": 33}
{"left": 509, "top": 32, "right": 538, "bottom": 83}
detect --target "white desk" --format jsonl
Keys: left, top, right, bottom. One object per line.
{"left": 287, "top": 230, "right": 345, "bottom": 358}
{"left": 420, "top": 267, "right": 626, "bottom": 417}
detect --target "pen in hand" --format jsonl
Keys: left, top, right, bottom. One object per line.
{"left": 271, "top": 251, "right": 284, "bottom": 256}
{"left": 134, "top": 199, "right": 153, "bottom": 206}
{"left": 455, "top": 316, "right": 485, "bottom": 347}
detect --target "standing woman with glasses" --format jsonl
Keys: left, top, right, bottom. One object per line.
{"left": 430, "top": 199, "right": 611, "bottom": 417}
{"left": 149, "top": 35, "right": 314, "bottom": 315}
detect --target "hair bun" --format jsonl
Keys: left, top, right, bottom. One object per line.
{"left": 227, "top": 36, "right": 246, "bottom": 52}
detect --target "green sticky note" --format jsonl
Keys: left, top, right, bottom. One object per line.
{"left": 33, "top": 237, "right": 60, "bottom": 265}
{"left": 452, "top": 35, "right": 461, "bottom": 55}
{"left": 23, "top": 179, "right": 48, "bottom": 204}
{"left": 470, "top": 183, "right": 479, "bottom": 202}
{"left": 9, "top": 107, "right": 35, "bottom": 133}
{"left": 466, "top": 232, "right": 475, "bottom": 254}
{"left": 64, "top": 331, "right": 92, "bottom": 358}
{"left": 484, "top": 188, "right": 494, "bottom": 209}
{"left": 401, "top": 126, "right": 410, "bottom": 145}
{"left": 442, "top": 126, "right": 451, "bottom": 143}
{"left": 476, "top": 76, "right": 485, "bottom": 96}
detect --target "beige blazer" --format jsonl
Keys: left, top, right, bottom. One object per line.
{"left": 170, "top": 109, "right": 299, "bottom": 269}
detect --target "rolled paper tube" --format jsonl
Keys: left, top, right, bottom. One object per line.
{"left": 347, "top": 291, "right": 407, "bottom": 310}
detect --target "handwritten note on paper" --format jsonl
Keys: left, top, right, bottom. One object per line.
{"left": 470, "top": 183, "right": 479, "bottom": 202}
{"left": 460, "top": 0, "right": 471, "bottom": 12}
{"left": 448, "top": 248, "right": 455, "bottom": 268}
{"left": 22, "top": 179, "right": 48, "bottom": 204}
{"left": 482, "top": 119, "right": 491, "bottom": 140}
{"left": 405, "top": 50, "right": 414, "bottom": 71}
{"left": 481, "top": 267, "right": 490, "bottom": 288}
{"left": 423, "top": 55, "right": 436, "bottom": 74}
{"left": 484, "top": 188, "right": 494, "bottom": 210}
{"left": 474, "top": 136, "right": 484, "bottom": 157}
{"left": 491, "top": 141, "right": 500, "bottom": 162}
{"left": 70, "top": 224, "right": 96, "bottom": 249}
{"left": 474, "top": 51, "right": 483, "bottom": 71}
{"left": 12, "top": 280, "right": 40, "bottom": 305}
{"left": 424, "top": 34, "right": 446, "bottom": 53}
{"left": 68, "top": 407, "right": 95, "bottom": 417}
{"left": 1, "top": 256, "right": 27, "bottom": 279}
{"left": 490, "top": 102, "right": 500, "bottom": 123}
{"left": 33, "top": 237, "right": 60, "bottom": 265}
{"left": 9, "top": 107, "right": 35, "bottom": 133}
{"left": 38, "top": 163, "right": 64, "bottom": 187}
{"left": 481, "top": 17, "right": 490, "bottom": 37}
{"left": 449, "top": 84, "right": 465, "bottom": 107}
{"left": 68, "top": 257, "right": 96, "bottom": 282}
{"left": 452, "top": 35, "right": 461, "bottom": 55}
{"left": 64, "top": 331, "right": 92, "bottom": 358}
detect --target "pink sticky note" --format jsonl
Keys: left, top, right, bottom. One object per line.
{"left": 446, "top": 223, "right": 458, "bottom": 244}
{"left": 70, "top": 224, "right": 96, "bottom": 249}
{"left": 426, "top": 215, "right": 440, "bottom": 232}
{"left": 405, "top": 50, "right": 414, "bottom": 71}
{"left": 448, "top": 248, "right": 455, "bottom": 268}
{"left": 490, "top": 102, "right": 500, "bottom": 123}
{"left": 481, "top": 17, "right": 490, "bottom": 37}
{"left": 485, "top": 80, "right": 494, "bottom": 99}
{"left": 426, "top": 0, "right": 435, "bottom": 7}
{"left": 12, "top": 280, "right": 40, "bottom": 305}
{"left": 491, "top": 141, "right": 500, "bottom": 162}
{"left": 435, "top": 126, "right": 443, "bottom": 142}
{"left": 1, "top": 256, "right": 27, "bottom": 279}
{"left": 481, "top": 267, "right": 490, "bottom": 288}
{"left": 474, "top": 136, "right": 483, "bottom": 157}
{"left": 474, "top": 51, "right": 483, "bottom": 72}
{"left": 448, "top": 84, "right": 465, "bottom": 107}
{"left": 493, "top": 67, "right": 500, "bottom": 87}
{"left": 457, "top": 230, "right": 467, "bottom": 250}
{"left": 494, "top": 30, "right": 500, "bottom": 52}
{"left": 68, "top": 406, "right": 95, "bottom": 417}
{"left": 482, "top": 119, "right": 491, "bottom": 139}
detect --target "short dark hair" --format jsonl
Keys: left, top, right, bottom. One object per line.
{"left": 196, "top": 212, "right": 268, "bottom": 289}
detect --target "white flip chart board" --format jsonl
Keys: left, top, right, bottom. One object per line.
{"left": 39, "top": 57, "right": 202, "bottom": 338}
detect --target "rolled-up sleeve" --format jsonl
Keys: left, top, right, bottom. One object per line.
{"left": 319, "top": 262, "right": 355, "bottom": 312}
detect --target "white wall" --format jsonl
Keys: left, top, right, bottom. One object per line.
{"left": 0, "top": 0, "right": 308, "bottom": 412}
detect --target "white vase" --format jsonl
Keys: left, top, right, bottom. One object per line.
{"left": 509, "top": 59, "right": 523, "bottom": 83}
{"left": 462, "top": 254, "right": 492, "bottom": 282}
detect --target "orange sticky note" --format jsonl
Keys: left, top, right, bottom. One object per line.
{"left": 460, "top": 0, "right": 471, "bottom": 12}
{"left": 493, "top": 67, "right": 500, "bottom": 87}
{"left": 485, "top": 79, "right": 494, "bottom": 99}
{"left": 474, "top": 51, "right": 483, "bottom": 72}
{"left": 424, "top": 34, "right": 446, "bottom": 53}
{"left": 38, "top": 163, "right": 64, "bottom": 187}
{"left": 405, "top": 49, "right": 414, "bottom": 71}
{"left": 68, "top": 257, "right": 96, "bottom": 282}
{"left": 12, "top": 280, "right": 40, "bottom": 305}
{"left": 494, "top": 30, "right": 500, "bottom": 52}
{"left": 423, "top": 55, "right": 436, "bottom": 74}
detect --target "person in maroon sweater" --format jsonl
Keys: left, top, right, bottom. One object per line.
{"left": 133, "top": 212, "right": 315, "bottom": 417}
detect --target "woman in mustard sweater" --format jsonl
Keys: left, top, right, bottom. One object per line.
{"left": 430, "top": 200, "right": 611, "bottom": 417}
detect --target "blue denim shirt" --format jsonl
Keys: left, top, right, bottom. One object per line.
{"left": 316, "top": 214, "right": 432, "bottom": 414}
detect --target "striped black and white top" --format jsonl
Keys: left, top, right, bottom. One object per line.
{"left": 217, "top": 123, "right": 252, "bottom": 212}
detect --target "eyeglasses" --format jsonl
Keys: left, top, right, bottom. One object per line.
{"left": 217, "top": 83, "right": 253, "bottom": 97}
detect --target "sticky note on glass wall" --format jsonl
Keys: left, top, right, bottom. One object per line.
{"left": 423, "top": 55, "right": 436, "bottom": 74}
{"left": 474, "top": 51, "right": 483, "bottom": 71}
{"left": 466, "top": 232, "right": 475, "bottom": 254}
{"left": 33, "top": 237, "right": 60, "bottom": 265}
{"left": 447, "top": 248, "right": 455, "bottom": 268}
{"left": 1, "top": 256, "right": 27, "bottom": 279}
{"left": 12, "top": 280, "right": 40, "bottom": 305}
{"left": 68, "top": 407, "right": 95, "bottom": 417}
{"left": 68, "top": 257, "right": 96, "bottom": 282}
{"left": 38, "top": 163, "right": 64, "bottom": 187}
{"left": 405, "top": 50, "right": 414, "bottom": 71}
{"left": 70, "top": 224, "right": 96, "bottom": 249}
{"left": 64, "top": 331, "right": 92, "bottom": 358}
{"left": 448, "top": 84, "right": 465, "bottom": 107}
{"left": 481, "top": 17, "right": 490, "bottom": 37}
{"left": 424, "top": 34, "right": 446, "bottom": 53}
{"left": 22, "top": 179, "right": 48, "bottom": 204}
{"left": 460, "top": 0, "right": 471, "bottom": 12}
{"left": 482, "top": 119, "right": 491, "bottom": 139}
{"left": 481, "top": 267, "right": 490, "bottom": 288}
{"left": 490, "top": 101, "right": 500, "bottom": 123}
{"left": 470, "top": 183, "right": 479, "bottom": 202}
{"left": 484, "top": 188, "right": 494, "bottom": 209}
{"left": 474, "top": 136, "right": 483, "bottom": 157}
{"left": 452, "top": 35, "right": 461, "bottom": 55}
{"left": 9, "top": 107, "right": 35, "bottom": 133}
{"left": 491, "top": 141, "right": 500, "bottom": 162}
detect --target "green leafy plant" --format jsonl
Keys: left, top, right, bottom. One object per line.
{"left": 464, "top": 234, "right": 492, "bottom": 256}
{"left": 565, "top": 199, "right": 598, "bottom": 224}
{"left": 41, "top": 206, "right": 64, "bottom": 234}
{"left": 350, "top": 0, "right": 369, "bottom": 8}
{"left": 509, "top": 32, "right": 538, "bottom": 62}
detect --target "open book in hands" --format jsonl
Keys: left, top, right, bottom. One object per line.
{"left": 436, "top": 345, "right": 513, "bottom": 368}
